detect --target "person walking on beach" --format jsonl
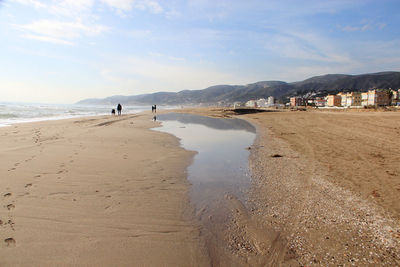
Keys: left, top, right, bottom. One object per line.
{"left": 117, "top": 104, "right": 122, "bottom": 116}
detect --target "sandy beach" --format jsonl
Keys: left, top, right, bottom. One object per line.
{"left": 171, "top": 108, "right": 400, "bottom": 266}
{"left": 1, "top": 108, "right": 400, "bottom": 266}
{"left": 244, "top": 110, "right": 400, "bottom": 266}
{"left": 0, "top": 112, "right": 209, "bottom": 266}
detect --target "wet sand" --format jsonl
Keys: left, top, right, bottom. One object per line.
{"left": 0, "top": 112, "right": 209, "bottom": 266}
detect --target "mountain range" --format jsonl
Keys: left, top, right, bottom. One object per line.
{"left": 76, "top": 71, "right": 400, "bottom": 106}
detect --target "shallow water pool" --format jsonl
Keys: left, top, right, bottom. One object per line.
{"left": 154, "top": 113, "right": 256, "bottom": 210}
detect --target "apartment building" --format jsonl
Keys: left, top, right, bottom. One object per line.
{"left": 307, "top": 97, "right": 326, "bottom": 107}
{"left": 255, "top": 98, "right": 266, "bottom": 107}
{"left": 290, "top": 97, "right": 305, "bottom": 107}
{"left": 361, "top": 89, "right": 390, "bottom": 106}
{"left": 326, "top": 95, "right": 341, "bottom": 107}
{"left": 337, "top": 92, "right": 347, "bottom": 107}
{"left": 245, "top": 100, "right": 257, "bottom": 107}
{"left": 337, "top": 92, "right": 361, "bottom": 107}
{"left": 391, "top": 89, "right": 400, "bottom": 105}
{"left": 361, "top": 92, "right": 369, "bottom": 106}
{"left": 346, "top": 92, "right": 362, "bottom": 106}
{"left": 267, "top": 96, "right": 275, "bottom": 106}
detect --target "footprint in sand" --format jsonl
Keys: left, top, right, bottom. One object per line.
{"left": 25, "top": 183, "right": 32, "bottom": 188}
{"left": 7, "top": 219, "right": 15, "bottom": 231}
{"left": 6, "top": 204, "right": 15, "bottom": 210}
{"left": 3, "top": 193, "right": 12, "bottom": 198}
{"left": 4, "top": 238, "right": 16, "bottom": 247}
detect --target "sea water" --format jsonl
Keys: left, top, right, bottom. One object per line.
{"left": 0, "top": 102, "right": 149, "bottom": 127}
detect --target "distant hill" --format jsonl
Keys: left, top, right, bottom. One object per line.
{"left": 76, "top": 71, "right": 400, "bottom": 105}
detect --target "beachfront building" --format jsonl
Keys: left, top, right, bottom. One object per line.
{"left": 390, "top": 89, "right": 400, "bottom": 106}
{"left": 346, "top": 92, "right": 361, "bottom": 107}
{"left": 361, "top": 92, "right": 369, "bottom": 106}
{"left": 290, "top": 97, "right": 305, "bottom": 107}
{"left": 256, "top": 98, "right": 267, "bottom": 107}
{"left": 315, "top": 97, "right": 327, "bottom": 107}
{"left": 233, "top": 102, "right": 244, "bottom": 108}
{"left": 326, "top": 95, "right": 341, "bottom": 107}
{"left": 337, "top": 92, "right": 347, "bottom": 107}
{"left": 307, "top": 97, "right": 326, "bottom": 107}
{"left": 338, "top": 92, "right": 361, "bottom": 107}
{"left": 361, "top": 89, "right": 391, "bottom": 107}
{"left": 245, "top": 100, "right": 257, "bottom": 108}
{"left": 267, "top": 96, "right": 275, "bottom": 106}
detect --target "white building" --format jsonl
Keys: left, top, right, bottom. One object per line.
{"left": 233, "top": 102, "right": 244, "bottom": 108}
{"left": 245, "top": 100, "right": 257, "bottom": 107}
{"left": 267, "top": 96, "right": 275, "bottom": 106}
{"left": 256, "top": 98, "right": 267, "bottom": 107}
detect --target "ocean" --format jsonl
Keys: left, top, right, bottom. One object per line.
{"left": 0, "top": 102, "right": 150, "bottom": 127}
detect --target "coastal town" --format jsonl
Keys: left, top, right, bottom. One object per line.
{"left": 241, "top": 88, "right": 400, "bottom": 108}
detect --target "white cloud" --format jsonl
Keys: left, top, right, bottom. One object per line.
{"left": 101, "top": 0, "right": 163, "bottom": 14}
{"left": 263, "top": 30, "right": 354, "bottom": 65}
{"left": 22, "top": 34, "right": 75, "bottom": 45}
{"left": 11, "top": 0, "right": 47, "bottom": 9}
{"left": 101, "top": 0, "right": 133, "bottom": 10}
{"left": 340, "top": 21, "right": 387, "bottom": 32}
{"left": 49, "top": 0, "right": 95, "bottom": 18}
{"left": 16, "top": 19, "right": 109, "bottom": 45}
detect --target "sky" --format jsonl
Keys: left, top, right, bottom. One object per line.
{"left": 1, "top": 0, "right": 400, "bottom": 103}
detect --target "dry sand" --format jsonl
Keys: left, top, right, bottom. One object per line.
{"left": 0, "top": 112, "right": 209, "bottom": 266}
{"left": 244, "top": 110, "right": 400, "bottom": 266}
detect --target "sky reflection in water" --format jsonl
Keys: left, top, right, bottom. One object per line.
{"left": 155, "top": 113, "right": 256, "bottom": 207}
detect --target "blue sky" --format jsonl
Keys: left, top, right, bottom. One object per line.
{"left": 1, "top": 0, "right": 399, "bottom": 103}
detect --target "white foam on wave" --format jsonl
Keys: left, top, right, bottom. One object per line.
{"left": 0, "top": 102, "right": 149, "bottom": 127}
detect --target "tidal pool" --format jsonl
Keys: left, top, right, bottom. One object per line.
{"left": 154, "top": 113, "right": 256, "bottom": 210}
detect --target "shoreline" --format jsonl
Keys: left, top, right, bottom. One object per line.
{"left": 0, "top": 109, "right": 146, "bottom": 128}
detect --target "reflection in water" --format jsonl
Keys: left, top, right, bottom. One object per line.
{"left": 158, "top": 112, "right": 256, "bottom": 133}
{"left": 155, "top": 113, "right": 255, "bottom": 208}
{"left": 154, "top": 113, "right": 256, "bottom": 265}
